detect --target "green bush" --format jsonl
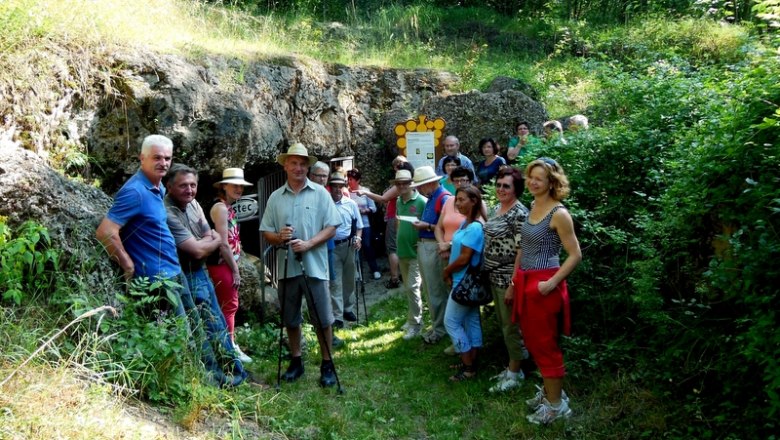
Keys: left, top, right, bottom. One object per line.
{"left": 0, "top": 220, "right": 61, "bottom": 305}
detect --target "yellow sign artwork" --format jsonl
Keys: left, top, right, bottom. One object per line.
{"left": 393, "top": 115, "right": 446, "bottom": 153}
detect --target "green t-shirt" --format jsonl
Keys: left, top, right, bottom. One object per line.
{"left": 396, "top": 191, "right": 427, "bottom": 259}
{"left": 506, "top": 135, "right": 543, "bottom": 169}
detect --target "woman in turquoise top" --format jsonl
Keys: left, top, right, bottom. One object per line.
{"left": 442, "top": 185, "right": 486, "bottom": 382}
{"left": 439, "top": 155, "right": 460, "bottom": 194}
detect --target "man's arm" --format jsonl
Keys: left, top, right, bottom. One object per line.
{"left": 177, "top": 230, "right": 222, "bottom": 260}
{"left": 96, "top": 217, "right": 134, "bottom": 280}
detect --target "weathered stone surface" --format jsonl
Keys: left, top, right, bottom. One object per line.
{"left": 420, "top": 89, "right": 548, "bottom": 158}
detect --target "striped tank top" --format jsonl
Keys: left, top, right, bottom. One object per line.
{"left": 520, "top": 205, "right": 563, "bottom": 270}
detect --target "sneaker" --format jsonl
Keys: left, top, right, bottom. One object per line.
{"left": 234, "top": 345, "right": 253, "bottom": 364}
{"left": 489, "top": 371, "right": 524, "bottom": 393}
{"left": 490, "top": 369, "right": 509, "bottom": 382}
{"left": 402, "top": 325, "right": 421, "bottom": 340}
{"left": 526, "top": 398, "right": 572, "bottom": 425}
{"left": 443, "top": 344, "right": 457, "bottom": 356}
{"left": 526, "top": 385, "right": 569, "bottom": 410}
{"left": 373, "top": 271, "right": 381, "bottom": 280}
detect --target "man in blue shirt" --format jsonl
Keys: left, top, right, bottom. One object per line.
{"left": 96, "top": 135, "right": 242, "bottom": 387}
{"left": 435, "top": 136, "right": 475, "bottom": 177}
{"left": 327, "top": 172, "right": 363, "bottom": 329}
{"left": 410, "top": 165, "right": 452, "bottom": 344}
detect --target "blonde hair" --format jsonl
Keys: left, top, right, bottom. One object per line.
{"left": 525, "top": 158, "right": 570, "bottom": 201}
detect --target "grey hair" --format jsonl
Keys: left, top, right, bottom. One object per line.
{"left": 568, "top": 114, "right": 589, "bottom": 130}
{"left": 309, "top": 161, "right": 330, "bottom": 174}
{"left": 141, "top": 134, "right": 174, "bottom": 154}
{"left": 164, "top": 164, "right": 198, "bottom": 186}
{"left": 544, "top": 120, "right": 563, "bottom": 132}
{"left": 444, "top": 135, "right": 460, "bottom": 146}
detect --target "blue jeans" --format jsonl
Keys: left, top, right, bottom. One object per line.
{"left": 444, "top": 296, "right": 483, "bottom": 354}
{"left": 184, "top": 269, "right": 247, "bottom": 379}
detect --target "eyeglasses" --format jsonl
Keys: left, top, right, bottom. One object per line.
{"left": 396, "top": 181, "right": 411, "bottom": 186}
{"left": 453, "top": 178, "right": 470, "bottom": 184}
{"left": 496, "top": 183, "right": 513, "bottom": 190}
{"left": 312, "top": 173, "right": 328, "bottom": 179}
{"left": 539, "top": 157, "right": 558, "bottom": 168}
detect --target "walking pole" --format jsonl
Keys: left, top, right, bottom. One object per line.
{"left": 274, "top": 243, "right": 289, "bottom": 391}
{"left": 294, "top": 247, "right": 345, "bottom": 395}
{"left": 354, "top": 248, "right": 369, "bottom": 325}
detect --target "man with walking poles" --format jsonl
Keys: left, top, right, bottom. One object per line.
{"left": 260, "top": 143, "right": 343, "bottom": 390}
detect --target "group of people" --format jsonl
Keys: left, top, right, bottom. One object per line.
{"left": 96, "top": 135, "right": 254, "bottom": 388}
{"left": 96, "top": 125, "right": 583, "bottom": 425}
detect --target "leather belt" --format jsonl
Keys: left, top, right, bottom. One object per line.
{"left": 334, "top": 237, "right": 351, "bottom": 245}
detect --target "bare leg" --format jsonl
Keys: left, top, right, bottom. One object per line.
{"left": 287, "top": 326, "right": 302, "bottom": 357}
{"left": 388, "top": 252, "right": 400, "bottom": 280}
{"left": 314, "top": 325, "right": 333, "bottom": 361}
{"left": 508, "top": 359, "right": 522, "bottom": 373}
{"left": 543, "top": 377, "right": 564, "bottom": 404}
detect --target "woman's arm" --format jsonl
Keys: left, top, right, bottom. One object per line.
{"left": 538, "top": 208, "right": 582, "bottom": 295}
{"left": 504, "top": 247, "right": 522, "bottom": 304}
{"left": 355, "top": 185, "right": 399, "bottom": 203}
{"left": 210, "top": 202, "right": 242, "bottom": 288}
{"left": 443, "top": 245, "right": 475, "bottom": 284}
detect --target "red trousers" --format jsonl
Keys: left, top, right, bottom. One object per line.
{"left": 207, "top": 263, "right": 239, "bottom": 338}
{"left": 511, "top": 267, "right": 571, "bottom": 379}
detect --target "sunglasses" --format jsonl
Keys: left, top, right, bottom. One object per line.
{"left": 539, "top": 157, "right": 558, "bottom": 168}
{"left": 496, "top": 183, "right": 513, "bottom": 190}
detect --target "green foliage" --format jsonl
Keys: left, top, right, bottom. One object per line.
{"left": 0, "top": 220, "right": 60, "bottom": 305}
{"left": 96, "top": 277, "right": 201, "bottom": 405}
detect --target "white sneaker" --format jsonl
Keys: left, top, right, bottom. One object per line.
{"left": 402, "top": 325, "right": 421, "bottom": 340}
{"left": 490, "top": 369, "right": 509, "bottom": 382}
{"left": 526, "top": 397, "right": 572, "bottom": 425}
{"left": 443, "top": 344, "right": 457, "bottom": 356}
{"left": 234, "top": 345, "right": 253, "bottom": 364}
{"left": 525, "top": 385, "right": 569, "bottom": 410}
{"left": 373, "top": 271, "right": 381, "bottom": 280}
{"left": 489, "top": 372, "right": 523, "bottom": 393}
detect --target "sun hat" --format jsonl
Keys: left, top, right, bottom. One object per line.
{"left": 409, "top": 166, "right": 440, "bottom": 188}
{"left": 213, "top": 168, "right": 253, "bottom": 188}
{"left": 276, "top": 143, "right": 318, "bottom": 166}
{"left": 328, "top": 172, "right": 347, "bottom": 185}
{"left": 392, "top": 169, "right": 413, "bottom": 184}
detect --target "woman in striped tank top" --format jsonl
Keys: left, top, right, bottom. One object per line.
{"left": 510, "top": 157, "right": 582, "bottom": 425}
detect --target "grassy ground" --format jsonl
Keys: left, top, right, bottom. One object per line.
{"left": 2, "top": 293, "right": 588, "bottom": 439}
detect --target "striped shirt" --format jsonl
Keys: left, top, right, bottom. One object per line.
{"left": 520, "top": 205, "right": 563, "bottom": 270}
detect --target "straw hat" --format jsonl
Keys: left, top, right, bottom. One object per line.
{"left": 410, "top": 166, "right": 440, "bottom": 188}
{"left": 213, "top": 168, "right": 253, "bottom": 188}
{"left": 328, "top": 172, "right": 347, "bottom": 185}
{"left": 276, "top": 143, "right": 318, "bottom": 166}
{"left": 392, "top": 169, "right": 412, "bottom": 184}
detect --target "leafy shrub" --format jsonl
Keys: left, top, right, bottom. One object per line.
{"left": 0, "top": 219, "right": 61, "bottom": 305}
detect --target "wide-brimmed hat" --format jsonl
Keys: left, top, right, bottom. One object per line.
{"left": 392, "top": 169, "right": 412, "bottom": 184}
{"left": 410, "top": 166, "right": 440, "bottom": 188}
{"left": 276, "top": 143, "right": 318, "bottom": 166}
{"left": 213, "top": 168, "right": 253, "bottom": 188}
{"left": 328, "top": 172, "right": 347, "bottom": 185}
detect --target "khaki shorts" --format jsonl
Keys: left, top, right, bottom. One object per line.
{"left": 385, "top": 219, "right": 398, "bottom": 253}
{"left": 278, "top": 276, "right": 333, "bottom": 329}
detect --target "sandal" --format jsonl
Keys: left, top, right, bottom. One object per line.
{"left": 449, "top": 361, "right": 466, "bottom": 370}
{"left": 449, "top": 365, "right": 477, "bottom": 382}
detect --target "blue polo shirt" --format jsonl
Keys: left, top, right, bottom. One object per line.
{"left": 106, "top": 170, "right": 181, "bottom": 279}
{"left": 419, "top": 185, "right": 450, "bottom": 240}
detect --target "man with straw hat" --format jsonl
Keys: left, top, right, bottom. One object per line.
{"left": 260, "top": 143, "right": 342, "bottom": 388}
{"left": 410, "top": 165, "right": 452, "bottom": 345}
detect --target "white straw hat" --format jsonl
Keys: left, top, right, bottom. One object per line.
{"left": 392, "top": 169, "right": 412, "bottom": 184}
{"left": 409, "top": 166, "right": 440, "bottom": 188}
{"left": 276, "top": 143, "right": 318, "bottom": 166}
{"left": 213, "top": 168, "right": 253, "bottom": 188}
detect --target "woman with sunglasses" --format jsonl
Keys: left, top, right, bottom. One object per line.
{"left": 483, "top": 167, "right": 529, "bottom": 393}
{"left": 510, "top": 157, "right": 581, "bottom": 425}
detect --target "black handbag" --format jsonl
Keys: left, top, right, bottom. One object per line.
{"left": 451, "top": 259, "right": 492, "bottom": 307}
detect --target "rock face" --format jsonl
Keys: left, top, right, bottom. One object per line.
{"left": 1, "top": 45, "right": 548, "bottom": 312}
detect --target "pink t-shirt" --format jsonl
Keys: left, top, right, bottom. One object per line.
{"left": 440, "top": 197, "right": 466, "bottom": 242}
